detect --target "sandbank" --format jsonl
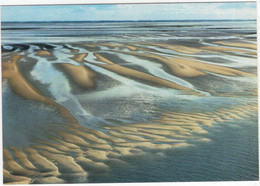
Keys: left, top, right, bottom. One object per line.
{"left": 144, "top": 43, "right": 204, "bottom": 54}
{"left": 212, "top": 41, "right": 257, "bottom": 50}
{"left": 34, "top": 176, "right": 65, "bottom": 184}
{"left": 39, "top": 150, "right": 86, "bottom": 174}
{"left": 36, "top": 50, "right": 52, "bottom": 56}
{"left": 94, "top": 53, "right": 201, "bottom": 95}
{"left": 60, "top": 63, "right": 96, "bottom": 89}
{"left": 24, "top": 148, "right": 59, "bottom": 172}
{"left": 2, "top": 54, "right": 77, "bottom": 122}
{"left": 66, "top": 126, "right": 108, "bottom": 144}
{"left": 71, "top": 53, "right": 88, "bottom": 62}
{"left": 9, "top": 146, "right": 37, "bottom": 170}
{"left": 108, "top": 131, "right": 148, "bottom": 142}
{"left": 201, "top": 45, "right": 256, "bottom": 55}
{"left": 119, "top": 51, "right": 255, "bottom": 78}
{"left": 57, "top": 131, "right": 90, "bottom": 147}
{"left": 75, "top": 155, "right": 109, "bottom": 169}
{"left": 84, "top": 149, "right": 109, "bottom": 160}
{"left": 4, "top": 169, "right": 31, "bottom": 184}
{"left": 31, "top": 144, "right": 66, "bottom": 154}
{"left": 3, "top": 149, "right": 40, "bottom": 177}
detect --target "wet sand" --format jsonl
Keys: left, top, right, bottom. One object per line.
{"left": 2, "top": 99, "right": 257, "bottom": 183}
{"left": 2, "top": 39, "right": 257, "bottom": 184}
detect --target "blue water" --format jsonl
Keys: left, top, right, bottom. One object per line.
{"left": 1, "top": 20, "right": 258, "bottom": 183}
{"left": 89, "top": 113, "right": 258, "bottom": 182}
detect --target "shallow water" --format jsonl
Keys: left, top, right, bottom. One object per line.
{"left": 1, "top": 20, "right": 258, "bottom": 184}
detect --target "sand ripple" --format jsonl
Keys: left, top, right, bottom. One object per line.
{"left": 2, "top": 39, "right": 257, "bottom": 184}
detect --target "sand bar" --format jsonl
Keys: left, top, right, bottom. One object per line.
{"left": 119, "top": 51, "right": 255, "bottom": 77}
{"left": 36, "top": 50, "right": 52, "bottom": 56}
{"left": 212, "top": 41, "right": 257, "bottom": 50}
{"left": 71, "top": 53, "right": 88, "bottom": 63}
{"left": 94, "top": 53, "right": 201, "bottom": 95}
{"left": 2, "top": 54, "right": 77, "bottom": 122}
{"left": 9, "top": 146, "right": 38, "bottom": 170}
{"left": 60, "top": 63, "right": 96, "bottom": 89}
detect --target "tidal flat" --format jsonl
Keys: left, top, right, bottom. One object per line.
{"left": 1, "top": 20, "right": 258, "bottom": 184}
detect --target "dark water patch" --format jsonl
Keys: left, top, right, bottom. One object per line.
{"left": 30, "top": 43, "right": 56, "bottom": 50}
{"left": 154, "top": 96, "right": 243, "bottom": 114}
{"left": 78, "top": 94, "right": 158, "bottom": 123}
{"left": 239, "top": 66, "right": 258, "bottom": 75}
{"left": 2, "top": 44, "right": 30, "bottom": 52}
{"left": 88, "top": 112, "right": 258, "bottom": 182}
{"left": 98, "top": 52, "right": 151, "bottom": 74}
{"left": 71, "top": 43, "right": 100, "bottom": 52}
{"left": 2, "top": 27, "right": 40, "bottom": 30}
{"left": 1, "top": 45, "right": 16, "bottom": 52}
{"left": 182, "top": 73, "right": 256, "bottom": 96}
{"left": 196, "top": 56, "right": 235, "bottom": 64}
{"left": 206, "top": 27, "right": 240, "bottom": 30}
{"left": 162, "top": 39, "right": 203, "bottom": 48}
{"left": 2, "top": 83, "right": 69, "bottom": 148}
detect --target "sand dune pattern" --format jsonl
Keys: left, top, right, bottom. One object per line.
{"left": 2, "top": 40, "right": 257, "bottom": 184}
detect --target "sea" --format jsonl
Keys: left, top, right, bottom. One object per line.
{"left": 1, "top": 20, "right": 258, "bottom": 183}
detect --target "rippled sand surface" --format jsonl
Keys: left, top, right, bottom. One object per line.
{"left": 1, "top": 20, "right": 258, "bottom": 183}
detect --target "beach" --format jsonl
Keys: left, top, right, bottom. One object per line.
{"left": 1, "top": 20, "right": 258, "bottom": 183}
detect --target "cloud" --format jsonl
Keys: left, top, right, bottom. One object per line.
{"left": 1, "top": 2, "right": 257, "bottom": 22}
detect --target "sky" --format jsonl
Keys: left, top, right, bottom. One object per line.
{"left": 1, "top": 2, "right": 257, "bottom": 22}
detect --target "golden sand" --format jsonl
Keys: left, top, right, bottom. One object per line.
{"left": 2, "top": 40, "right": 258, "bottom": 184}
{"left": 75, "top": 154, "right": 109, "bottom": 169}
{"left": 82, "top": 44, "right": 98, "bottom": 48}
{"left": 60, "top": 63, "right": 96, "bottom": 89}
{"left": 125, "top": 45, "right": 139, "bottom": 51}
{"left": 31, "top": 144, "right": 66, "bottom": 154}
{"left": 85, "top": 149, "right": 109, "bottom": 160}
{"left": 201, "top": 45, "right": 256, "bottom": 55}
{"left": 137, "top": 128, "right": 186, "bottom": 138}
{"left": 144, "top": 42, "right": 256, "bottom": 56}
{"left": 119, "top": 51, "right": 256, "bottom": 78}
{"left": 4, "top": 169, "right": 31, "bottom": 184}
{"left": 57, "top": 131, "right": 90, "bottom": 147}
{"left": 3, "top": 101, "right": 257, "bottom": 184}
{"left": 9, "top": 147, "right": 37, "bottom": 170}
{"left": 112, "top": 128, "right": 170, "bottom": 141}
{"left": 144, "top": 43, "right": 205, "bottom": 54}
{"left": 35, "top": 176, "right": 65, "bottom": 184}
{"left": 212, "top": 41, "right": 257, "bottom": 50}
{"left": 3, "top": 149, "right": 40, "bottom": 177}
{"left": 24, "top": 148, "right": 59, "bottom": 172}
{"left": 94, "top": 53, "right": 201, "bottom": 95}
{"left": 39, "top": 150, "right": 86, "bottom": 174}
{"left": 52, "top": 137, "right": 82, "bottom": 150}
{"left": 36, "top": 139, "right": 80, "bottom": 153}
{"left": 2, "top": 54, "right": 77, "bottom": 122}
{"left": 71, "top": 53, "right": 88, "bottom": 63}
{"left": 96, "top": 43, "right": 119, "bottom": 48}
{"left": 73, "top": 126, "right": 128, "bottom": 143}
{"left": 112, "top": 147, "right": 136, "bottom": 156}
{"left": 108, "top": 131, "right": 148, "bottom": 142}
{"left": 36, "top": 50, "right": 52, "bottom": 56}
{"left": 125, "top": 44, "right": 157, "bottom": 52}
{"left": 66, "top": 126, "right": 108, "bottom": 144}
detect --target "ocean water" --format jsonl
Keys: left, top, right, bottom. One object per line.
{"left": 1, "top": 20, "right": 258, "bottom": 183}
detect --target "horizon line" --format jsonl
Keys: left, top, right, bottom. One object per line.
{"left": 1, "top": 19, "right": 256, "bottom": 23}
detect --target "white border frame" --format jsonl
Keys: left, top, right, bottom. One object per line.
{"left": 0, "top": 1, "right": 259, "bottom": 186}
